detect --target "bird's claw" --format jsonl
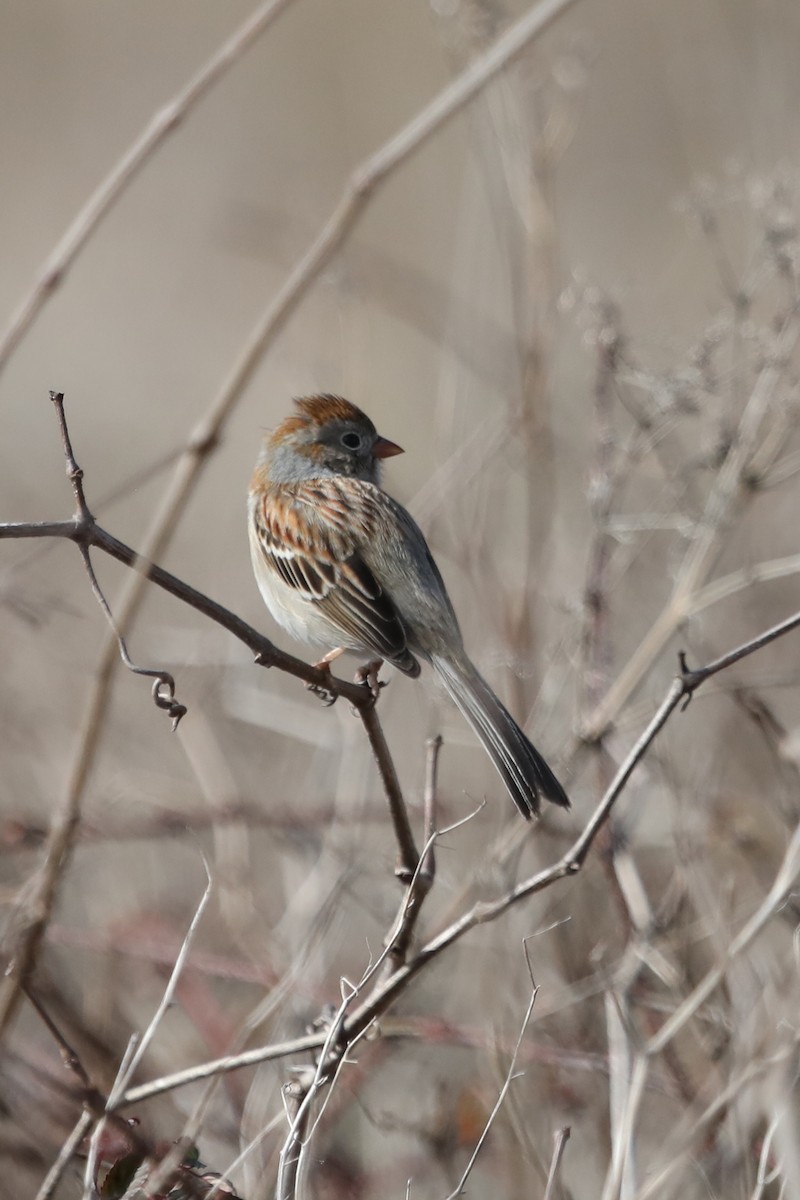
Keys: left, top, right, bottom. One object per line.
{"left": 306, "top": 661, "right": 338, "bottom": 706}
{"left": 355, "top": 658, "right": 386, "bottom": 703}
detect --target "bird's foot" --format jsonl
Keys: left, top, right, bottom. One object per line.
{"left": 306, "top": 657, "right": 339, "bottom": 706}
{"left": 355, "top": 658, "right": 386, "bottom": 703}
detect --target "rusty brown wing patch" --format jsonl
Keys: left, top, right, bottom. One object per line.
{"left": 253, "top": 481, "right": 418, "bottom": 671}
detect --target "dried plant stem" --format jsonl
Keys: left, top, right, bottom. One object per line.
{"left": 26, "top": 983, "right": 154, "bottom": 1198}
{"left": 601, "top": 1055, "right": 648, "bottom": 1200}
{"left": 122, "top": 1030, "right": 326, "bottom": 1107}
{"left": 648, "top": 818, "right": 800, "bottom": 1057}
{"left": 111, "top": 869, "right": 212, "bottom": 1104}
{"left": 583, "top": 304, "right": 800, "bottom": 741}
{"left": 83, "top": 874, "right": 213, "bottom": 1198}
{"left": 0, "top": 633, "right": 110, "bottom": 1040}
{"left": 601, "top": 818, "right": 800, "bottom": 1199}
{"left": 633, "top": 1040, "right": 800, "bottom": 1200}
{"left": 34, "top": 1110, "right": 95, "bottom": 1200}
{"left": 542, "top": 1126, "right": 571, "bottom": 1200}
{"left": 443, "top": 970, "right": 539, "bottom": 1200}
{"left": 275, "top": 982, "right": 356, "bottom": 1200}
{"left": 689, "top": 552, "right": 800, "bottom": 613}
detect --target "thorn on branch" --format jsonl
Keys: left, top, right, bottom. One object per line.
{"left": 678, "top": 650, "right": 707, "bottom": 710}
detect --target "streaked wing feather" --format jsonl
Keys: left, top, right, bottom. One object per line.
{"left": 252, "top": 481, "right": 413, "bottom": 665}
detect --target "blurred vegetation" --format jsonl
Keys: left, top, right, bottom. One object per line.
{"left": 1, "top": 1, "right": 800, "bottom": 1197}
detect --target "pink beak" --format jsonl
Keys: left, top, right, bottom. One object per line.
{"left": 373, "top": 435, "right": 404, "bottom": 459}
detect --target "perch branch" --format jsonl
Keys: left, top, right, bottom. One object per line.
{"left": 359, "top": 702, "right": 419, "bottom": 880}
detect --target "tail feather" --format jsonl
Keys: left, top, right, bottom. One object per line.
{"left": 432, "top": 654, "right": 569, "bottom": 819}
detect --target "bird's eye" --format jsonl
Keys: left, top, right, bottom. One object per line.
{"left": 341, "top": 432, "right": 362, "bottom": 450}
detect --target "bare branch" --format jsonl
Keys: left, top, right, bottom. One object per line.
{"left": 360, "top": 701, "right": 419, "bottom": 880}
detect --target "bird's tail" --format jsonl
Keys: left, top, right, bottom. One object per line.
{"left": 431, "top": 653, "right": 569, "bottom": 818}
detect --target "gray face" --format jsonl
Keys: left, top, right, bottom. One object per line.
{"left": 313, "top": 418, "right": 380, "bottom": 479}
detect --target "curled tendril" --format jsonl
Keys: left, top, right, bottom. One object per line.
{"left": 149, "top": 674, "right": 187, "bottom": 730}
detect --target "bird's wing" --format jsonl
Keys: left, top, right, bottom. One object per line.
{"left": 251, "top": 479, "right": 419, "bottom": 673}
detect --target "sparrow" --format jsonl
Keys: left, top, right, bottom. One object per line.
{"left": 248, "top": 394, "right": 569, "bottom": 818}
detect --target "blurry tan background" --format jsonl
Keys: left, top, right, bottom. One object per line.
{"left": 2, "top": 1, "right": 800, "bottom": 1196}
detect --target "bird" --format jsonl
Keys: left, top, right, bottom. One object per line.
{"left": 248, "top": 394, "right": 569, "bottom": 818}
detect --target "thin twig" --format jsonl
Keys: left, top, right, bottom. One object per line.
{"left": 443, "top": 942, "right": 539, "bottom": 1200}
{"left": 112, "top": 866, "right": 213, "bottom": 1104}
{"left": 421, "top": 734, "right": 443, "bottom": 884}
{"left": 677, "top": 607, "right": 800, "bottom": 690}
{"left": 582, "top": 303, "right": 800, "bottom": 741}
{"left": 275, "top": 977, "right": 360, "bottom": 1200}
{"left": 120, "top": 1031, "right": 328, "bottom": 1107}
{"left": 34, "top": 1109, "right": 95, "bottom": 1200}
{"left": 76, "top": 540, "right": 186, "bottom": 728}
{"left": 375, "top": 799, "right": 485, "bottom": 986}
{"left": 542, "top": 1126, "right": 571, "bottom": 1200}
{"left": 24, "top": 983, "right": 93, "bottom": 1092}
{"left": 83, "top": 872, "right": 213, "bottom": 1198}
{"left": 376, "top": 734, "right": 449, "bottom": 979}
